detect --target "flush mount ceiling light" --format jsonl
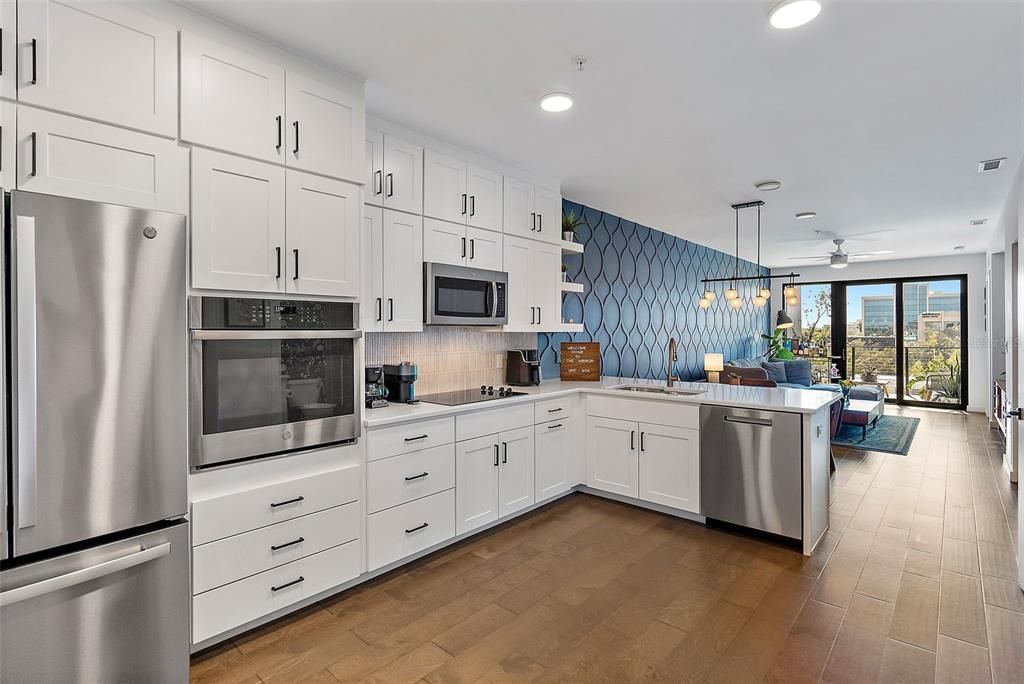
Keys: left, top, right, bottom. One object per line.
{"left": 755, "top": 180, "right": 782, "bottom": 192}
{"left": 768, "top": 0, "right": 822, "bottom": 29}
{"left": 795, "top": 211, "right": 816, "bottom": 220}
{"left": 539, "top": 92, "right": 573, "bottom": 112}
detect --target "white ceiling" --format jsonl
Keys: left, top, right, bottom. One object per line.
{"left": 183, "top": 0, "right": 1024, "bottom": 267}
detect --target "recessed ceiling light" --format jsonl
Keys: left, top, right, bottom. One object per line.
{"left": 795, "top": 211, "right": 816, "bottom": 219}
{"left": 953, "top": 245, "right": 965, "bottom": 251}
{"left": 768, "top": 0, "right": 822, "bottom": 29}
{"left": 539, "top": 93, "right": 573, "bottom": 113}
{"left": 969, "top": 219, "right": 987, "bottom": 226}
{"left": 755, "top": 180, "right": 782, "bottom": 191}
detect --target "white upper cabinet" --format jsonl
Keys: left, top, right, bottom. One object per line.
{"left": 381, "top": 134, "right": 423, "bottom": 214}
{"left": 0, "top": 1, "right": 16, "bottom": 101}
{"left": 285, "top": 170, "right": 360, "bottom": 297}
{"left": 191, "top": 148, "right": 286, "bottom": 293}
{"left": 362, "top": 204, "right": 385, "bottom": 332}
{"left": 533, "top": 187, "right": 562, "bottom": 243}
{"left": 638, "top": 423, "right": 699, "bottom": 513}
{"left": 285, "top": 72, "right": 363, "bottom": 183}
{"left": 466, "top": 164, "right": 502, "bottom": 231}
{"left": 381, "top": 209, "right": 423, "bottom": 331}
{"left": 0, "top": 101, "right": 15, "bottom": 189}
{"left": 530, "top": 241, "right": 561, "bottom": 328}
{"left": 181, "top": 31, "right": 285, "bottom": 163}
{"left": 503, "top": 176, "right": 561, "bottom": 244}
{"left": 18, "top": 1, "right": 177, "bottom": 136}
{"left": 503, "top": 236, "right": 532, "bottom": 329}
{"left": 423, "top": 218, "right": 503, "bottom": 271}
{"left": 17, "top": 106, "right": 187, "bottom": 213}
{"left": 423, "top": 149, "right": 467, "bottom": 224}
{"left": 366, "top": 130, "right": 383, "bottom": 202}
{"left": 503, "top": 235, "right": 559, "bottom": 331}
{"left": 466, "top": 227, "right": 502, "bottom": 271}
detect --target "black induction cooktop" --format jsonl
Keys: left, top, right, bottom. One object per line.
{"left": 418, "top": 385, "right": 528, "bottom": 406}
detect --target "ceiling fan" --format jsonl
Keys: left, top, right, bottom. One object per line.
{"left": 788, "top": 238, "right": 894, "bottom": 269}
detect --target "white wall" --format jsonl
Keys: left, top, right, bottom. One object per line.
{"left": 771, "top": 253, "right": 988, "bottom": 412}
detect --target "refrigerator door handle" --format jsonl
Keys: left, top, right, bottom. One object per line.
{"left": 15, "top": 216, "right": 37, "bottom": 529}
{"left": 0, "top": 542, "right": 170, "bottom": 607}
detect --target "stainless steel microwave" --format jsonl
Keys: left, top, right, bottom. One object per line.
{"left": 189, "top": 296, "right": 361, "bottom": 469}
{"left": 424, "top": 262, "right": 508, "bottom": 326}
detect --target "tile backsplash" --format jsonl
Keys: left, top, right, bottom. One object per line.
{"left": 365, "top": 328, "right": 537, "bottom": 395}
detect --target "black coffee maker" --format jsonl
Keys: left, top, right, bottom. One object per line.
{"left": 383, "top": 362, "right": 418, "bottom": 404}
{"left": 365, "top": 365, "right": 389, "bottom": 409}
{"left": 506, "top": 349, "right": 541, "bottom": 386}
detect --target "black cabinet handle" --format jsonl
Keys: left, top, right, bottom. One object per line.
{"left": 461, "top": 193, "right": 467, "bottom": 215}
{"left": 538, "top": 214, "right": 543, "bottom": 232}
{"left": 269, "top": 495, "right": 304, "bottom": 508}
{"left": 270, "top": 537, "right": 304, "bottom": 551}
{"left": 376, "top": 297, "right": 382, "bottom": 322}
{"left": 547, "top": 423, "right": 563, "bottom": 429}
{"left": 30, "top": 38, "right": 37, "bottom": 85}
{"left": 531, "top": 212, "right": 536, "bottom": 231}
{"left": 405, "top": 522, "right": 429, "bottom": 534}
{"left": 461, "top": 236, "right": 466, "bottom": 258}
{"left": 530, "top": 306, "right": 536, "bottom": 324}
{"left": 293, "top": 249, "right": 299, "bottom": 280}
{"left": 275, "top": 247, "right": 281, "bottom": 279}
{"left": 502, "top": 442, "right": 508, "bottom": 464}
{"left": 470, "top": 239, "right": 475, "bottom": 260}
{"left": 276, "top": 115, "right": 282, "bottom": 150}
{"left": 388, "top": 298, "right": 394, "bottom": 321}
{"left": 1, "top": 28, "right": 4, "bottom": 75}
{"left": 547, "top": 408, "right": 563, "bottom": 413}
{"left": 404, "top": 434, "right": 429, "bottom": 442}
{"left": 271, "top": 576, "right": 305, "bottom": 592}
{"left": 404, "top": 472, "right": 429, "bottom": 481}
{"left": 374, "top": 169, "right": 383, "bottom": 195}
{"left": 537, "top": 307, "right": 541, "bottom": 325}
{"left": 470, "top": 195, "right": 475, "bottom": 216}
{"left": 292, "top": 120, "right": 299, "bottom": 154}
{"left": 493, "top": 444, "right": 499, "bottom": 467}
{"left": 630, "top": 431, "right": 635, "bottom": 451}
{"left": 640, "top": 432, "right": 645, "bottom": 452}
{"left": 30, "top": 131, "right": 37, "bottom": 177}
{"left": 387, "top": 172, "right": 394, "bottom": 197}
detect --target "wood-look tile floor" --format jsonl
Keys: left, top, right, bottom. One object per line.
{"left": 191, "top": 407, "right": 1020, "bottom": 683}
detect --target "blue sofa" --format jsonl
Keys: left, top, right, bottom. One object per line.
{"left": 725, "top": 357, "right": 886, "bottom": 411}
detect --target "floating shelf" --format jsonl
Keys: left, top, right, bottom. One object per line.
{"left": 560, "top": 240, "right": 584, "bottom": 255}
{"left": 550, "top": 323, "right": 584, "bottom": 333}
{"left": 560, "top": 281, "right": 584, "bottom": 293}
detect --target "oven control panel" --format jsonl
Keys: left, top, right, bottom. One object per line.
{"left": 195, "top": 297, "right": 357, "bottom": 330}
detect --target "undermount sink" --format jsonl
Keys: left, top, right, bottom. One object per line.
{"left": 612, "top": 385, "right": 705, "bottom": 396}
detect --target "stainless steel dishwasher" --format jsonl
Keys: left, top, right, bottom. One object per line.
{"left": 699, "top": 405, "right": 802, "bottom": 540}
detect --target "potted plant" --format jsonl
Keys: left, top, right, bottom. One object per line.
{"left": 760, "top": 328, "right": 795, "bottom": 360}
{"left": 861, "top": 368, "right": 878, "bottom": 383}
{"left": 561, "top": 264, "right": 570, "bottom": 282}
{"left": 562, "top": 209, "right": 586, "bottom": 242}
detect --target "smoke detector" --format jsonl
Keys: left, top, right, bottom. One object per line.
{"left": 978, "top": 158, "right": 1005, "bottom": 173}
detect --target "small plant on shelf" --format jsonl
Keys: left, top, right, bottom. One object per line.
{"left": 561, "top": 263, "right": 570, "bottom": 282}
{"left": 562, "top": 209, "right": 587, "bottom": 242}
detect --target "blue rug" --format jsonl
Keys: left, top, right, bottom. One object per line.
{"left": 833, "top": 415, "right": 920, "bottom": 455}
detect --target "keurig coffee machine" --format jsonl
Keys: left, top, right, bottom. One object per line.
{"left": 383, "top": 362, "right": 418, "bottom": 403}
{"left": 506, "top": 349, "right": 541, "bottom": 386}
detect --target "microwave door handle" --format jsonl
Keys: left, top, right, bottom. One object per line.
{"left": 15, "top": 217, "right": 38, "bottom": 530}
{"left": 485, "top": 281, "right": 495, "bottom": 318}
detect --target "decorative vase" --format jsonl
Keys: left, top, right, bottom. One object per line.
{"left": 841, "top": 386, "right": 851, "bottom": 405}
{"left": 562, "top": 230, "right": 574, "bottom": 242}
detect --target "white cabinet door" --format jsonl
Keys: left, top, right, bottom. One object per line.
{"left": 181, "top": 32, "right": 285, "bottom": 163}
{"left": 0, "top": 101, "right": 14, "bottom": 189}
{"left": 17, "top": 106, "right": 187, "bottom": 213}
{"left": 423, "top": 217, "right": 467, "bottom": 267}
{"left": 362, "top": 203, "right": 384, "bottom": 331}
{"left": 0, "top": 1, "right": 17, "bottom": 101}
{"left": 466, "top": 164, "right": 502, "bottom": 231}
{"left": 503, "top": 176, "right": 535, "bottom": 239}
{"left": 533, "top": 187, "right": 562, "bottom": 244}
{"left": 586, "top": 416, "right": 638, "bottom": 497}
{"left": 455, "top": 435, "right": 499, "bottom": 535}
{"left": 535, "top": 419, "right": 573, "bottom": 501}
{"left": 423, "top": 149, "right": 466, "bottom": 224}
{"left": 365, "top": 129, "right": 384, "bottom": 206}
{"left": 639, "top": 424, "right": 700, "bottom": 513}
{"left": 498, "top": 426, "right": 534, "bottom": 518}
{"left": 382, "top": 210, "right": 423, "bottom": 332}
{"left": 531, "top": 241, "right": 561, "bottom": 329}
{"left": 503, "top": 236, "right": 533, "bottom": 330}
{"left": 466, "top": 227, "right": 502, "bottom": 271}
{"left": 285, "top": 72, "right": 364, "bottom": 183}
{"left": 191, "top": 148, "right": 286, "bottom": 293}
{"left": 18, "top": 1, "right": 177, "bottom": 136}
{"left": 286, "top": 171, "right": 360, "bottom": 297}
{"left": 383, "top": 135, "right": 423, "bottom": 215}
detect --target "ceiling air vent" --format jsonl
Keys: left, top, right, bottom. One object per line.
{"left": 969, "top": 219, "right": 987, "bottom": 226}
{"left": 978, "top": 158, "right": 1005, "bottom": 173}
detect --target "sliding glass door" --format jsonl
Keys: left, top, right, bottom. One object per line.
{"left": 845, "top": 282, "right": 897, "bottom": 398}
{"left": 900, "top": 278, "right": 965, "bottom": 407}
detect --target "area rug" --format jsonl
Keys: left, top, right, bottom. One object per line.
{"left": 833, "top": 415, "right": 920, "bottom": 455}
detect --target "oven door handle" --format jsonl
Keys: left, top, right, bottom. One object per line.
{"left": 191, "top": 330, "right": 363, "bottom": 341}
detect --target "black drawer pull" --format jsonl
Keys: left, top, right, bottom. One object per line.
{"left": 405, "top": 472, "right": 429, "bottom": 481}
{"left": 270, "top": 537, "right": 304, "bottom": 551}
{"left": 405, "top": 522, "right": 429, "bottom": 534}
{"left": 547, "top": 423, "right": 563, "bottom": 429}
{"left": 269, "top": 495, "right": 304, "bottom": 508}
{"left": 271, "top": 576, "right": 304, "bottom": 592}
{"left": 547, "top": 408, "right": 563, "bottom": 413}
{"left": 404, "top": 434, "right": 429, "bottom": 442}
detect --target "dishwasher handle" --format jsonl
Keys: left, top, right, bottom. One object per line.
{"left": 724, "top": 415, "right": 773, "bottom": 427}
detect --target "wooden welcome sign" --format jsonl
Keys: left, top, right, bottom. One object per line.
{"left": 560, "top": 342, "right": 601, "bottom": 381}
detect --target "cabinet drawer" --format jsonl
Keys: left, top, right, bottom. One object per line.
{"left": 456, "top": 404, "right": 533, "bottom": 442}
{"left": 192, "top": 540, "right": 360, "bottom": 644}
{"left": 367, "top": 489, "right": 455, "bottom": 571}
{"left": 534, "top": 396, "right": 575, "bottom": 424}
{"left": 587, "top": 395, "right": 699, "bottom": 430}
{"left": 367, "top": 444, "right": 456, "bottom": 514}
{"left": 368, "top": 417, "right": 455, "bottom": 461}
{"left": 193, "top": 503, "right": 360, "bottom": 594}
{"left": 192, "top": 465, "right": 360, "bottom": 545}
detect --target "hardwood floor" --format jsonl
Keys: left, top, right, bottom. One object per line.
{"left": 191, "top": 407, "right": 1019, "bottom": 683}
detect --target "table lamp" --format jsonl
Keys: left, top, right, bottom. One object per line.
{"left": 704, "top": 353, "right": 724, "bottom": 383}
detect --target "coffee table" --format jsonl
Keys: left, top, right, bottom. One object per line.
{"left": 843, "top": 398, "right": 883, "bottom": 440}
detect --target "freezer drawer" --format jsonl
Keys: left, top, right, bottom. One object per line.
{"left": 699, "top": 406, "right": 802, "bottom": 540}
{"left": 0, "top": 521, "right": 190, "bottom": 683}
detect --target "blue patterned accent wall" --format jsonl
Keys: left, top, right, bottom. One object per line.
{"left": 538, "top": 200, "right": 771, "bottom": 381}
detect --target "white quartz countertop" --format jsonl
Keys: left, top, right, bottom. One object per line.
{"left": 363, "top": 376, "right": 840, "bottom": 428}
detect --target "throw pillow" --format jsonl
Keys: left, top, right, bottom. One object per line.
{"left": 780, "top": 358, "right": 813, "bottom": 387}
{"left": 761, "top": 360, "right": 788, "bottom": 384}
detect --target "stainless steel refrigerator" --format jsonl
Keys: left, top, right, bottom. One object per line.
{"left": 0, "top": 191, "right": 189, "bottom": 682}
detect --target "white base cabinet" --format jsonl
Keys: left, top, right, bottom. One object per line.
{"left": 366, "top": 489, "right": 455, "bottom": 571}
{"left": 455, "top": 426, "right": 535, "bottom": 535}
{"left": 586, "top": 416, "right": 639, "bottom": 497}
{"left": 637, "top": 422, "right": 700, "bottom": 514}
{"left": 535, "top": 417, "right": 574, "bottom": 502}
